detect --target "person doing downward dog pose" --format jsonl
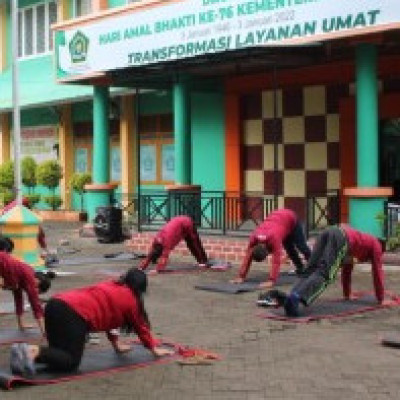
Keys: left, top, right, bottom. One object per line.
{"left": 139, "top": 215, "right": 208, "bottom": 274}
{"left": 9, "top": 268, "right": 173, "bottom": 376}
{"left": 264, "top": 225, "right": 388, "bottom": 316}
{"left": 231, "top": 208, "right": 311, "bottom": 289}
{"left": 0, "top": 236, "right": 52, "bottom": 335}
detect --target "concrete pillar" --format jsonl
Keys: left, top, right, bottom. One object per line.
{"left": 120, "top": 95, "right": 136, "bottom": 202}
{"left": 173, "top": 80, "right": 191, "bottom": 185}
{"left": 85, "top": 86, "right": 116, "bottom": 221}
{"left": 345, "top": 43, "right": 392, "bottom": 237}
{"left": 0, "top": 113, "right": 10, "bottom": 164}
{"left": 58, "top": 105, "right": 73, "bottom": 209}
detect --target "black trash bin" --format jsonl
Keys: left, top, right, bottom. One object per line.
{"left": 94, "top": 206, "right": 123, "bottom": 243}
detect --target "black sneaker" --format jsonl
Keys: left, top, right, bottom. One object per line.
{"left": 257, "top": 296, "right": 279, "bottom": 307}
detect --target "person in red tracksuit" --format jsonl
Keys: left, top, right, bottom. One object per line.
{"left": 0, "top": 237, "right": 52, "bottom": 335}
{"left": 139, "top": 215, "right": 208, "bottom": 274}
{"left": 231, "top": 208, "right": 311, "bottom": 289}
{"left": 281, "top": 225, "right": 388, "bottom": 317}
{"left": 9, "top": 268, "right": 173, "bottom": 376}
{"left": 1, "top": 198, "right": 49, "bottom": 256}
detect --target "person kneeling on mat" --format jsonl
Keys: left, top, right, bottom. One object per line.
{"left": 9, "top": 268, "right": 173, "bottom": 376}
{"left": 230, "top": 208, "right": 311, "bottom": 289}
{"left": 261, "top": 225, "right": 389, "bottom": 316}
{"left": 0, "top": 236, "right": 53, "bottom": 336}
{"left": 139, "top": 215, "right": 208, "bottom": 274}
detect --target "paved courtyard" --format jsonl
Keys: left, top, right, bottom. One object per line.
{"left": 1, "top": 221, "right": 400, "bottom": 399}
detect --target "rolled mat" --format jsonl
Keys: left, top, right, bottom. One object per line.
{"left": 0, "top": 328, "right": 41, "bottom": 346}
{"left": 194, "top": 272, "right": 298, "bottom": 294}
{"left": 381, "top": 334, "right": 400, "bottom": 349}
{"left": 0, "top": 341, "right": 213, "bottom": 389}
{"left": 257, "top": 291, "right": 400, "bottom": 323}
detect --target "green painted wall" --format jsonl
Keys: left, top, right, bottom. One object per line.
{"left": 191, "top": 90, "right": 225, "bottom": 191}
{"left": 72, "top": 101, "right": 93, "bottom": 122}
{"left": 140, "top": 91, "right": 172, "bottom": 114}
{"left": 21, "top": 107, "right": 59, "bottom": 127}
{"left": 108, "top": 0, "right": 127, "bottom": 8}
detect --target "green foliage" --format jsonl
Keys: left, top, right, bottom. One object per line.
{"left": 387, "top": 223, "right": 400, "bottom": 251}
{"left": 21, "top": 156, "right": 37, "bottom": 191}
{"left": 70, "top": 172, "right": 92, "bottom": 194}
{"left": 0, "top": 188, "right": 14, "bottom": 206}
{"left": 24, "top": 193, "right": 41, "bottom": 207}
{"left": 36, "top": 160, "right": 63, "bottom": 191}
{"left": 0, "top": 161, "right": 14, "bottom": 190}
{"left": 42, "top": 195, "right": 63, "bottom": 211}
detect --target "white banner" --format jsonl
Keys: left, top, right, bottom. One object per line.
{"left": 55, "top": 0, "right": 400, "bottom": 79}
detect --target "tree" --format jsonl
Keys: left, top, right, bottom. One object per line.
{"left": 70, "top": 172, "right": 92, "bottom": 211}
{"left": 36, "top": 160, "right": 63, "bottom": 210}
{"left": 21, "top": 156, "right": 37, "bottom": 193}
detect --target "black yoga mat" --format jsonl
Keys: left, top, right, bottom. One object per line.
{"left": 0, "top": 342, "right": 178, "bottom": 390}
{"left": 0, "top": 328, "right": 41, "bottom": 345}
{"left": 47, "top": 252, "right": 142, "bottom": 267}
{"left": 257, "top": 291, "right": 400, "bottom": 323}
{"left": 99, "top": 261, "right": 231, "bottom": 278}
{"left": 194, "top": 272, "right": 298, "bottom": 294}
{"left": 381, "top": 333, "right": 400, "bottom": 349}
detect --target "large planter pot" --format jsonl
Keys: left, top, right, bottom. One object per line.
{"left": 35, "top": 210, "right": 88, "bottom": 222}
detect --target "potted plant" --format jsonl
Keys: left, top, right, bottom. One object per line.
{"left": 36, "top": 160, "right": 63, "bottom": 211}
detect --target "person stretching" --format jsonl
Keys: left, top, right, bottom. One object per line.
{"left": 231, "top": 208, "right": 311, "bottom": 289}
{"left": 139, "top": 215, "right": 208, "bottom": 274}
{"left": 9, "top": 268, "right": 173, "bottom": 376}
{"left": 0, "top": 236, "right": 52, "bottom": 335}
{"left": 272, "top": 225, "right": 388, "bottom": 317}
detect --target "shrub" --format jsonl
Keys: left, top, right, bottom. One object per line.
{"left": 0, "top": 161, "right": 14, "bottom": 191}
{"left": 21, "top": 156, "right": 37, "bottom": 193}
{"left": 37, "top": 160, "right": 63, "bottom": 210}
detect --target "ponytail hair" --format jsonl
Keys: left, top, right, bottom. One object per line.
{"left": 117, "top": 268, "right": 150, "bottom": 330}
{"left": 34, "top": 271, "right": 55, "bottom": 294}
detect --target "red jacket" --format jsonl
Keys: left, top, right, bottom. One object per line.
{"left": 1, "top": 199, "right": 47, "bottom": 249}
{"left": 239, "top": 209, "right": 297, "bottom": 282}
{"left": 0, "top": 252, "right": 44, "bottom": 319}
{"left": 141, "top": 215, "right": 200, "bottom": 271}
{"left": 340, "top": 225, "right": 384, "bottom": 302}
{"left": 54, "top": 281, "right": 157, "bottom": 349}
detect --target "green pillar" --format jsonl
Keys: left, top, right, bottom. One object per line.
{"left": 93, "top": 86, "right": 110, "bottom": 184}
{"left": 356, "top": 43, "right": 378, "bottom": 187}
{"left": 173, "top": 80, "right": 191, "bottom": 185}
{"left": 86, "top": 86, "right": 112, "bottom": 221}
{"left": 348, "top": 44, "right": 388, "bottom": 238}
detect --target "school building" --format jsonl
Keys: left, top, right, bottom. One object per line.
{"left": 0, "top": 0, "right": 399, "bottom": 255}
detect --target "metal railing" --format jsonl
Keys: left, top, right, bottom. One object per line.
{"left": 384, "top": 202, "right": 400, "bottom": 239}
{"left": 112, "top": 190, "right": 277, "bottom": 236}
{"left": 112, "top": 189, "right": 341, "bottom": 238}
{"left": 305, "top": 190, "right": 340, "bottom": 237}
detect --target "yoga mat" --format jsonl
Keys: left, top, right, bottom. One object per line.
{"left": 381, "top": 333, "right": 400, "bottom": 349}
{"left": 99, "top": 262, "right": 231, "bottom": 278}
{"left": 0, "top": 342, "right": 179, "bottom": 390}
{"left": 194, "top": 272, "right": 298, "bottom": 294}
{"left": 47, "top": 252, "right": 141, "bottom": 267}
{"left": 0, "top": 328, "right": 41, "bottom": 345}
{"left": 257, "top": 291, "right": 400, "bottom": 323}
